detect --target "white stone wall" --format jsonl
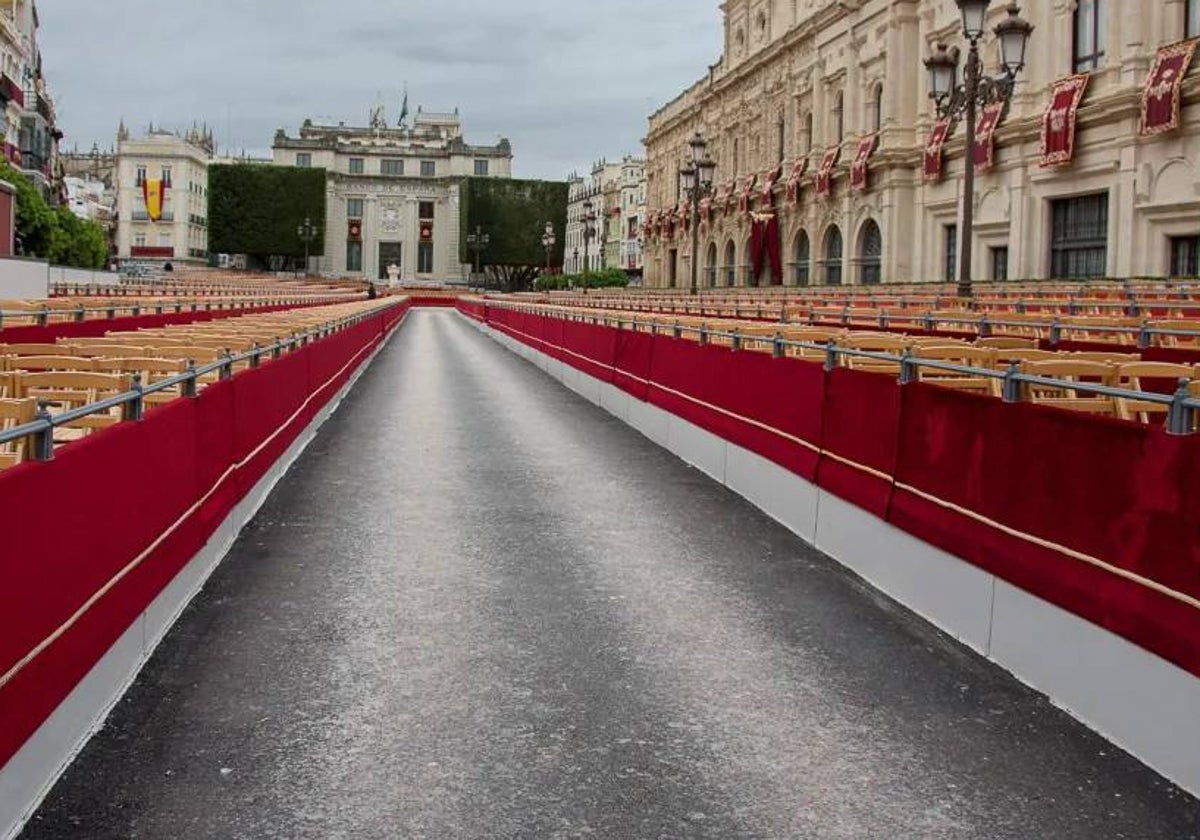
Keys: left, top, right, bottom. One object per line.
{"left": 115, "top": 135, "right": 210, "bottom": 265}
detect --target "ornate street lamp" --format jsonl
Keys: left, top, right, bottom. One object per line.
{"left": 466, "top": 225, "right": 490, "bottom": 288}
{"left": 581, "top": 198, "right": 597, "bottom": 287}
{"left": 541, "top": 221, "right": 556, "bottom": 277}
{"left": 296, "top": 216, "right": 320, "bottom": 276}
{"left": 679, "top": 132, "right": 717, "bottom": 296}
{"left": 924, "top": 1, "right": 1033, "bottom": 298}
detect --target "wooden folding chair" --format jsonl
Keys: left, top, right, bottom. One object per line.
{"left": 976, "top": 336, "right": 1039, "bottom": 350}
{"left": 2, "top": 355, "right": 98, "bottom": 373}
{"left": 1114, "top": 362, "right": 1196, "bottom": 425}
{"left": 913, "top": 345, "right": 998, "bottom": 394}
{"left": 98, "top": 358, "right": 189, "bottom": 405}
{"left": 13, "top": 371, "right": 133, "bottom": 441}
{"left": 0, "top": 343, "right": 66, "bottom": 356}
{"left": 0, "top": 397, "right": 36, "bottom": 469}
{"left": 840, "top": 333, "right": 908, "bottom": 374}
{"left": 1021, "top": 360, "right": 1118, "bottom": 415}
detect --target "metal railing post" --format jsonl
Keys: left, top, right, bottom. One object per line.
{"left": 123, "top": 374, "right": 145, "bottom": 422}
{"left": 898, "top": 350, "right": 916, "bottom": 385}
{"left": 772, "top": 333, "right": 784, "bottom": 359}
{"left": 74, "top": 305, "right": 85, "bottom": 322}
{"left": 1166, "top": 379, "right": 1195, "bottom": 436}
{"left": 1049, "top": 318, "right": 1063, "bottom": 346}
{"left": 730, "top": 330, "right": 742, "bottom": 353}
{"left": 1001, "top": 363, "right": 1023, "bottom": 403}
{"left": 182, "top": 361, "right": 199, "bottom": 398}
{"left": 673, "top": 322, "right": 682, "bottom": 340}
{"left": 1132, "top": 321, "right": 1152, "bottom": 348}
{"left": 220, "top": 351, "right": 234, "bottom": 380}
{"left": 250, "top": 343, "right": 262, "bottom": 369}
{"left": 31, "top": 401, "right": 56, "bottom": 461}
{"left": 824, "top": 340, "right": 839, "bottom": 372}
{"left": 698, "top": 325, "right": 709, "bottom": 345}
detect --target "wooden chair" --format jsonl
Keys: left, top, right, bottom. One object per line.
{"left": 977, "top": 336, "right": 1039, "bottom": 350}
{"left": 1020, "top": 360, "right": 1118, "bottom": 415}
{"left": 2, "top": 355, "right": 98, "bottom": 373}
{"left": 840, "top": 333, "right": 909, "bottom": 374}
{"left": 13, "top": 371, "right": 133, "bottom": 441}
{"left": 1068, "top": 351, "right": 1142, "bottom": 364}
{"left": 0, "top": 343, "right": 65, "bottom": 356}
{"left": 992, "top": 348, "right": 1059, "bottom": 366}
{"left": 1114, "top": 362, "right": 1197, "bottom": 424}
{"left": 913, "top": 345, "right": 998, "bottom": 394}
{"left": 0, "top": 397, "right": 36, "bottom": 469}
{"left": 66, "top": 344, "right": 153, "bottom": 359}
{"left": 98, "top": 358, "right": 188, "bottom": 405}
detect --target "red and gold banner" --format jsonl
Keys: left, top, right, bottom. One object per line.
{"left": 850, "top": 134, "right": 877, "bottom": 192}
{"left": 1140, "top": 38, "right": 1199, "bottom": 136}
{"left": 1041, "top": 73, "right": 1090, "bottom": 168}
{"left": 973, "top": 102, "right": 1005, "bottom": 170}
{"left": 758, "top": 164, "right": 782, "bottom": 206}
{"left": 785, "top": 157, "right": 808, "bottom": 205}
{"left": 142, "top": 178, "right": 167, "bottom": 222}
{"left": 719, "top": 181, "right": 736, "bottom": 216}
{"left": 816, "top": 146, "right": 840, "bottom": 197}
{"left": 737, "top": 173, "right": 758, "bottom": 217}
{"left": 924, "top": 120, "right": 952, "bottom": 182}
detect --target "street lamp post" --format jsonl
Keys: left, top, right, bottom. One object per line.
{"left": 924, "top": 0, "right": 1033, "bottom": 298}
{"left": 541, "top": 221, "right": 556, "bottom": 276}
{"left": 678, "top": 132, "right": 718, "bottom": 296}
{"left": 581, "top": 198, "right": 597, "bottom": 287}
{"left": 466, "top": 225, "right": 490, "bottom": 288}
{"left": 296, "top": 216, "right": 320, "bottom": 277}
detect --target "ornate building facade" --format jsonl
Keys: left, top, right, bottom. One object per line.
{"left": 115, "top": 125, "right": 214, "bottom": 266}
{"left": 566, "top": 156, "right": 647, "bottom": 276}
{"left": 643, "top": 0, "right": 1200, "bottom": 288}
{"left": 273, "top": 108, "right": 512, "bottom": 281}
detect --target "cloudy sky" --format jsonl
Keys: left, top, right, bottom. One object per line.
{"left": 39, "top": 1, "right": 723, "bottom": 180}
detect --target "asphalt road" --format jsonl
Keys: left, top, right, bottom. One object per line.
{"left": 21, "top": 310, "right": 1200, "bottom": 839}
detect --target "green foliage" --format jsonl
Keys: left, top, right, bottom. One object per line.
{"left": 535, "top": 267, "right": 630, "bottom": 292}
{"left": 49, "top": 207, "right": 108, "bottom": 269}
{"left": 459, "top": 177, "right": 568, "bottom": 269}
{"left": 0, "top": 161, "right": 108, "bottom": 269}
{"left": 208, "top": 164, "right": 327, "bottom": 261}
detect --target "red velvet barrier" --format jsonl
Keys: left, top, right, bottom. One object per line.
{"left": 0, "top": 301, "right": 406, "bottom": 769}
{"left": 612, "top": 330, "right": 655, "bottom": 401}
{"left": 815, "top": 368, "right": 901, "bottom": 519}
{"left": 889, "top": 383, "right": 1200, "bottom": 676}
{"left": 560, "top": 320, "right": 617, "bottom": 383}
{"left": 478, "top": 306, "right": 1200, "bottom": 678}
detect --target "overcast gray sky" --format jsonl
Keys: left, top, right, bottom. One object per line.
{"left": 39, "top": 1, "right": 723, "bottom": 180}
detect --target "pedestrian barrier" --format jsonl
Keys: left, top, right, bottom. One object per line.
{"left": 461, "top": 296, "right": 1200, "bottom": 796}
{"left": 0, "top": 297, "right": 411, "bottom": 837}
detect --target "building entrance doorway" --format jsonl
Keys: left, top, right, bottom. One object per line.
{"left": 378, "top": 242, "right": 403, "bottom": 280}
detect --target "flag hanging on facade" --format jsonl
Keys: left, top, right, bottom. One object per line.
{"left": 1140, "top": 39, "right": 1199, "bottom": 136}
{"left": 973, "top": 102, "right": 1005, "bottom": 170}
{"left": 142, "top": 178, "right": 166, "bottom": 222}
{"left": 1040, "top": 74, "right": 1090, "bottom": 167}
{"left": 923, "top": 120, "right": 952, "bottom": 182}
{"left": 850, "top": 134, "right": 877, "bottom": 192}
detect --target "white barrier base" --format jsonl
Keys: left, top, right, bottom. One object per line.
{"left": 469, "top": 314, "right": 1200, "bottom": 799}
{"left": 0, "top": 316, "right": 407, "bottom": 840}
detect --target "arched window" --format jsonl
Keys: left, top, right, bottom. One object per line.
{"left": 723, "top": 240, "right": 737, "bottom": 286}
{"left": 794, "top": 230, "right": 811, "bottom": 286}
{"left": 824, "top": 226, "right": 843, "bottom": 285}
{"left": 777, "top": 114, "right": 786, "bottom": 163}
{"left": 870, "top": 84, "right": 884, "bottom": 133}
{"left": 803, "top": 112, "right": 814, "bottom": 154}
{"left": 859, "top": 220, "right": 882, "bottom": 285}
{"left": 706, "top": 242, "right": 718, "bottom": 287}
{"left": 833, "top": 91, "right": 845, "bottom": 144}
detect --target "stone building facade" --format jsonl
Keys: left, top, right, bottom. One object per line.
{"left": 566, "top": 155, "right": 646, "bottom": 276}
{"left": 643, "top": 0, "right": 1200, "bottom": 288}
{"left": 115, "top": 126, "right": 213, "bottom": 266}
{"left": 273, "top": 109, "right": 512, "bottom": 281}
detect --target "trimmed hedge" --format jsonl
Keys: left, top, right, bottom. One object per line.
{"left": 208, "top": 164, "right": 326, "bottom": 261}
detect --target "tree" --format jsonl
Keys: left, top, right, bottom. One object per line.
{"left": 459, "top": 177, "right": 568, "bottom": 292}
{"left": 208, "top": 164, "right": 326, "bottom": 268}
{"left": 0, "top": 161, "right": 108, "bottom": 268}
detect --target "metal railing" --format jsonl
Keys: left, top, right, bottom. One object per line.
{"left": 0, "top": 300, "right": 405, "bottom": 462}
{"left": 487, "top": 302, "right": 1200, "bottom": 435}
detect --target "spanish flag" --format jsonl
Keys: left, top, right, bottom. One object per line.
{"left": 142, "top": 178, "right": 167, "bottom": 222}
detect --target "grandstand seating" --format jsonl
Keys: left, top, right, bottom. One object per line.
{"left": 0, "top": 298, "right": 398, "bottom": 469}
